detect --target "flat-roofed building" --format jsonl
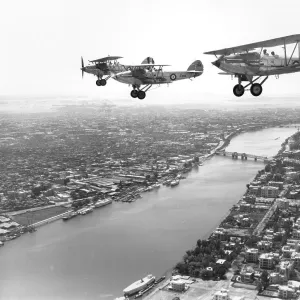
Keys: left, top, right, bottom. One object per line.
{"left": 213, "top": 289, "right": 231, "bottom": 300}
{"left": 278, "top": 285, "right": 296, "bottom": 299}
{"left": 261, "top": 186, "right": 279, "bottom": 198}
{"left": 245, "top": 248, "right": 259, "bottom": 263}
{"left": 259, "top": 253, "right": 275, "bottom": 270}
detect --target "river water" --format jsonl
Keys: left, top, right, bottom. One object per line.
{"left": 0, "top": 127, "right": 297, "bottom": 300}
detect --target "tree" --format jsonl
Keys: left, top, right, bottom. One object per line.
{"left": 261, "top": 270, "right": 269, "bottom": 289}
{"left": 265, "top": 164, "right": 271, "bottom": 172}
{"left": 215, "top": 266, "right": 227, "bottom": 279}
{"left": 201, "top": 269, "right": 212, "bottom": 280}
{"left": 175, "top": 262, "right": 189, "bottom": 275}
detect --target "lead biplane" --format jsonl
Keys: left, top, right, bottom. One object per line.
{"left": 204, "top": 34, "right": 300, "bottom": 97}
{"left": 80, "top": 56, "right": 124, "bottom": 86}
{"left": 113, "top": 58, "right": 203, "bottom": 99}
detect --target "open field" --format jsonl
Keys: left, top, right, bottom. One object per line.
{"left": 11, "top": 206, "right": 69, "bottom": 225}
{"left": 143, "top": 273, "right": 278, "bottom": 300}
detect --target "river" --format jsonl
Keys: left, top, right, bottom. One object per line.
{"left": 0, "top": 127, "right": 297, "bottom": 300}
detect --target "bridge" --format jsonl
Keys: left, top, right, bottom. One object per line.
{"left": 215, "top": 150, "right": 272, "bottom": 162}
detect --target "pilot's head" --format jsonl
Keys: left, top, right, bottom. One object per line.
{"left": 271, "top": 51, "right": 275, "bottom": 55}
{"left": 263, "top": 49, "right": 267, "bottom": 54}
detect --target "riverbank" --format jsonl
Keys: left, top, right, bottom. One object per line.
{"left": 143, "top": 128, "right": 299, "bottom": 300}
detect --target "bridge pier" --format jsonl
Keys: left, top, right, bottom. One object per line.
{"left": 232, "top": 152, "right": 238, "bottom": 159}
{"left": 241, "top": 153, "right": 247, "bottom": 160}
{"left": 254, "top": 157, "right": 257, "bottom": 161}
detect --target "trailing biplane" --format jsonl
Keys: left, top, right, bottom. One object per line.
{"left": 80, "top": 56, "right": 124, "bottom": 86}
{"left": 204, "top": 34, "right": 300, "bottom": 97}
{"left": 113, "top": 58, "right": 204, "bottom": 100}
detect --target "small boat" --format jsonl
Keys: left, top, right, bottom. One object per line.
{"left": 170, "top": 179, "right": 179, "bottom": 187}
{"left": 94, "top": 198, "right": 113, "bottom": 208}
{"left": 63, "top": 212, "right": 77, "bottom": 221}
{"left": 154, "top": 276, "right": 166, "bottom": 284}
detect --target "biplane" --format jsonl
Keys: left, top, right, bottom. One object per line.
{"left": 113, "top": 58, "right": 203, "bottom": 100}
{"left": 80, "top": 56, "right": 124, "bottom": 86}
{"left": 204, "top": 34, "right": 300, "bottom": 97}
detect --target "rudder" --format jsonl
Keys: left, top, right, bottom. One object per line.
{"left": 187, "top": 60, "right": 203, "bottom": 72}
{"left": 141, "top": 57, "right": 155, "bottom": 64}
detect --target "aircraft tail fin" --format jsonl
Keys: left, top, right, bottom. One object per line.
{"left": 187, "top": 60, "right": 203, "bottom": 72}
{"left": 141, "top": 57, "right": 155, "bottom": 64}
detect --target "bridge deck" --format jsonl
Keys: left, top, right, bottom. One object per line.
{"left": 216, "top": 150, "right": 270, "bottom": 160}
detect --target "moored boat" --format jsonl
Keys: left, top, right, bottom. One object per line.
{"left": 94, "top": 198, "right": 113, "bottom": 208}
{"left": 170, "top": 179, "right": 179, "bottom": 187}
{"left": 123, "top": 274, "right": 155, "bottom": 296}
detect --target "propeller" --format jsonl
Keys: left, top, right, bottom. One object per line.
{"left": 81, "top": 56, "right": 85, "bottom": 78}
{"left": 212, "top": 55, "right": 225, "bottom": 68}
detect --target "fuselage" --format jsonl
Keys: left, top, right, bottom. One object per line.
{"left": 82, "top": 61, "right": 126, "bottom": 78}
{"left": 113, "top": 69, "right": 202, "bottom": 86}
{"left": 216, "top": 52, "right": 300, "bottom": 76}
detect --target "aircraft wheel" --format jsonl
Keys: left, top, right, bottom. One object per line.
{"left": 96, "top": 79, "right": 102, "bottom": 86}
{"left": 100, "top": 79, "right": 107, "bottom": 86}
{"left": 233, "top": 84, "right": 244, "bottom": 97}
{"left": 250, "top": 83, "right": 262, "bottom": 97}
{"left": 137, "top": 91, "right": 146, "bottom": 100}
{"left": 130, "top": 90, "right": 138, "bottom": 98}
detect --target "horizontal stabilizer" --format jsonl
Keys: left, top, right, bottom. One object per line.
{"left": 218, "top": 72, "right": 234, "bottom": 75}
{"left": 124, "top": 64, "right": 170, "bottom": 68}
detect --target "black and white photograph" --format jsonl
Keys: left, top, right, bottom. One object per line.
{"left": 1, "top": 1, "right": 300, "bottom": 299}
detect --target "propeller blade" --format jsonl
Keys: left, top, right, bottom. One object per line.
{"left": 81, "top": 57, "right": 84, "bottom": 78}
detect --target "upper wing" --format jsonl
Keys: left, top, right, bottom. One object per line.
{"left": 89, "top": 56, "right": 123, "bottom": 63}
{"left": 204, "top": 34, "right": 300, "bottom": 56}
{"left": 124, "top": 64, "right": 170, "bottom": 68}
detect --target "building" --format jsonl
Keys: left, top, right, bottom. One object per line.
{"left": 269, "top": 272, "right": 279, "bottom": 284}
{"left": 291, "top": 252, "right": 300, "bottom": 271}
{"left": 276, "top": 260, "right": 294, "bottom": 283}
{"left": 282, "top": 245, "right": 295, "bottom": 258}
{"left": 213, "top": 289, "right": 231, "bottom": 300}
{"left": 278, "top": 285, "right": 296, "bottom": 299}
{"left": 171, "top": 280, "right": 185, "bottom": 292}
{"left": 259, "top": 253, "right": 275, "bottom": 269}
{"left": 277, "top": 198, "right": 289, "bottom": 210}
{"left": 239, "top": 203, "right": 252, "bottom": 212}
{"left": 258, "top": 241, "right": 272, "bottom": 251}
{"left": 261, "top": 186, "right": 279, "bottom": 198}
{"left": 268, "top": 181, "right": 284, "bottom": 190}
{"left": 292, "top": 229, "right": 300, "bottom": 240}
{"left": 245, "top": 248, "right": 259, "bottom": 263}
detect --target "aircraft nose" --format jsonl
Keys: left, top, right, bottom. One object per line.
{"left": 212, "top": 60, "right": 221, "bottom": 68}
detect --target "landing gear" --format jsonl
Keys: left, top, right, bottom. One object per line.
{"left": 250, "top": 83, "right": 262, "bottom": 97}
{"left": 137, "top": 91, "right": 146, "bottom": 100}
{"left": 233, "top": 84, "right": 244, "bottom": 97}
{"left": 96, "top": 79, "right": 107, "bottom": 86}
{"left": 130, "top": 84, "right": 151, "bottom": 100}
{"left": 130, "top": 90, "right": 138, "bottom": 98}
{"left": 232, "top": 75, "right": 268, "bottom": 97}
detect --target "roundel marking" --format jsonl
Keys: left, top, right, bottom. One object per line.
{"left": 170, "top": 73, "right": 176, "bottom": 81}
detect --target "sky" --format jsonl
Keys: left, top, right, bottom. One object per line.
{"left": 1, "top": 0, "right": 300, "bottom": 104}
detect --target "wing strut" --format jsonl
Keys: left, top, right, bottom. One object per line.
{"left": 288, "top": 42, "right": 298, "bottom": 65}
{"left": 283, "top": 39, "right": 287, "bottom": 66}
